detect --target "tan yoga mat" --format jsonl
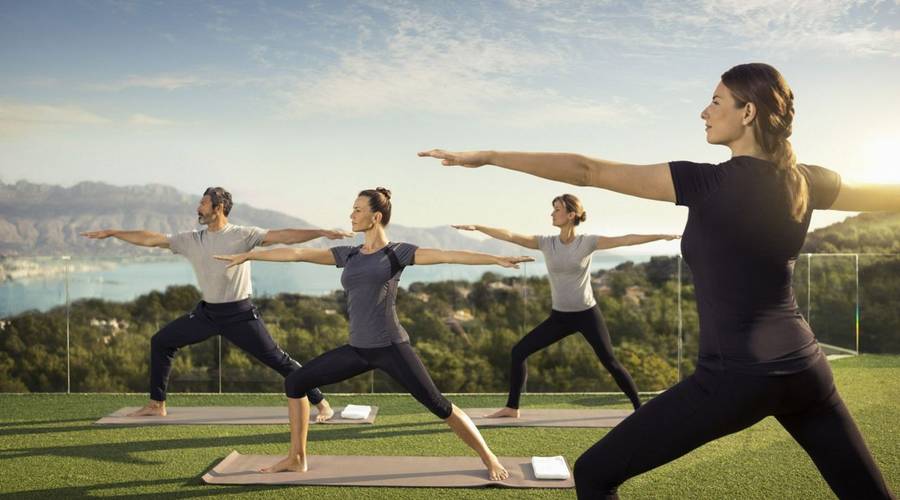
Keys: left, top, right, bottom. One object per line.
{"left": 94, "top": 406, "right": 378, "bottom": 425}
{"left": 463, "top": 408, "right": 632, "bottom": 428}
{"left": 202, "top": 451, "right": 574, "bottom": 488}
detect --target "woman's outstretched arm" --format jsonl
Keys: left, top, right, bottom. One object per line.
{"left": 595, "top": 233, "right": 681, "bottom": 250}
{"left": 214, "top": 247, "right": 336, "bottom": 268}
{"left": 419, "top": 149, "right": 676, "bottom": 202}
{"left": 830, "top": 181, "right": 900, "bottom": 212}
{"left": 452, "top": 224, "right": 539, "bottom": 250}
{"left": 414, "top": 248, "right": 534, "bottom": 268}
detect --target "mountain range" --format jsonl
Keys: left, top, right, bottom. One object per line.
{"left": 0, "top": 180, "right": 530, "bottom": 257}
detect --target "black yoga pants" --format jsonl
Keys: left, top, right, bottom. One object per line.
{"left": 507, "top": 306, "right": 641, "bottom": 410}
{"left": 573, "top": 353, "right": 894, "bottom": 499}
{"left": 284, "top": 341, "right": 453, "bottom": 419}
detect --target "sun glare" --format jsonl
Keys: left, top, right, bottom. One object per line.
{"left": 859, "top": 136, "right": 900, "bottom": 183}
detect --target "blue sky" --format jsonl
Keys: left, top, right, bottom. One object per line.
{"left": 1, "top": 0, "right": 898, "bottom": 251}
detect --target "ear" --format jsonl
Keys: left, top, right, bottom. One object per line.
{"left": 742, "top": 102, "right": 757, "bottom": 126}
{"left": 373, "top": 212, "right": 383, "bottom": 224}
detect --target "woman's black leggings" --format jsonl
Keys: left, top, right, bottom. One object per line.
{"left": 574, "top": 353, "right": 894, "bottom": 499}
{"left": 507, "top": 306, "right": 641, "bottom": 410}
{"left": 284, "top": 342, "right": 453, "bottom": 419}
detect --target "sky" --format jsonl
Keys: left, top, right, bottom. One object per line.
{"left": 1, "top": 0, "right": 898, "bottom": 254}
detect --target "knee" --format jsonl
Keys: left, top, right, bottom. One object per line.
{"left": 510, "top": 343, "right": 530, "bottom": 363}
{"left": 150, "top": 331, "right": 167, "bottom": 350}
{"left": 435, "top": 397, "right": 453, "bottom": 420}
{"left": 574, "top": 446, "right": 618, "bottom": 494}
{"left": 283, "top": 369, "right": 312, "bottom": 399}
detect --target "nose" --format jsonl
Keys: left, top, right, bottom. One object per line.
{"left": 700, "top": 107, "right": 709, "bottom": 121}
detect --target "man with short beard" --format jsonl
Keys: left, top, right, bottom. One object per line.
{"left": 83, "top": 187, "right": 349, "bottom": 420}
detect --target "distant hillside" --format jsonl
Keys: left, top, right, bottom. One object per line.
{"left": 802, "top": 212, "right": 900, "bottom": 254}
{"left": 0, "top": 180, "right": 529, "bottom": 257}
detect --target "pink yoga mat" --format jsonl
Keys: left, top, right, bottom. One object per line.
{"left": 202, "top": 451, "right": 574, "bottom": 488}
{"left": 463, "top": 408, "right": 632, "bottom": 428}
{"left": 94, "top": 406, "right": 378, "bottom": 425}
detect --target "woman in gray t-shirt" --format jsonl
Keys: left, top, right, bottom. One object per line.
{"left": 216, "top": 187, "right": 532, "bottom": 481}
{"left": 455, "top": 194, "right": 678, "bottom": 418}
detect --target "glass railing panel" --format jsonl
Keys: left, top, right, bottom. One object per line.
{"left": 0, "top": 256, "right": 69, "bottom": 392}
{"left": 858, "top": 254, "right": 900, "bottom": 354}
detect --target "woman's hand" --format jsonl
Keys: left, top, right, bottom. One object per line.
{"left": 418, "top": 149, "right": 489, "bottom": 168}
{"left": 214, "top": 253, "right": 249, "bottom": 269}
{"left": 496, "top": 256, "right": 535, "bottom": 269}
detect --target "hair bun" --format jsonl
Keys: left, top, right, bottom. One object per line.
{"left": 375, "top": 187, "right": 392, "bottom": 200}
{"left": 580, "top": 212, "right": 587, "bottom": 222}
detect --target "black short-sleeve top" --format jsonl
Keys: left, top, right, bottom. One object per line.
{"left": 668, "top": 156, "right": 841, "bottom": 374}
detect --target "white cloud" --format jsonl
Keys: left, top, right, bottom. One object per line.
{"left": 0, "top": 102, "right": 110, "bottom": 136}
{"left": 279, "top": 2, "right": 639, "bottom": 126}
{"left": 128, "top": 113, "right": 173, "bottom": 126}
{"left": 515, "top": 0, "right": 899, "bottom": 56}
{"left": 87, "top": 74, "right": 209, "bottom": 91}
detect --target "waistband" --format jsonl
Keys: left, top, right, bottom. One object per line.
{"left": 201, "top": 298, "right": 254, "bottom": 313}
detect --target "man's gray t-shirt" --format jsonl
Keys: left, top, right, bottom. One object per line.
{"left": 331, "top": 242, "right": 418, "bottom": 348}
{"left": 167, "top": 224, "right": 267, "bottom": 303}
{"left": 538, "top": 234, "right": 601, "bottom": 312}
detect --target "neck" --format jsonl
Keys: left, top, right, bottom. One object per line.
{"left": 558, "top": 225, "right": 576, "bottom": 242}
{"left": 207, "top": 216, "right": 228, "bottom": 232}
{"left": 362, "top": 226, "right": 389, "bottom": 250}
{"left": 728, "top": 133, "right": 767, "bottom": 161}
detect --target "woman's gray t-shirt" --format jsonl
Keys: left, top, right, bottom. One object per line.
{"left": 538, "top": 234, "right": 601, "bottom": 312}
{"left": 331, "top": 242, "right": 418, "bottom": 348}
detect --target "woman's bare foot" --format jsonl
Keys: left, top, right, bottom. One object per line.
{"left": 127, "top": 401, "right": 166, "bottom": 417}
{"left": 259, "top": 453, "right": 308, "bottom": 473}
{"left": 484, "top": 407, "right": 519, "bottom": 418}
{"left": 314, "top": 400, "right": 334, "bottom": 423}
{"left": 485, "top": 454, "right": 509, "bottom": 481}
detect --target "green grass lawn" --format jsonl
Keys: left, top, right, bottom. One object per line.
{"left": 1, "top": 355, "right": 897, "bottom": 499}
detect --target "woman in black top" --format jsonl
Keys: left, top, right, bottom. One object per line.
{"left": 419, "top": 63, "right": 897, "bottom": 499}
{"left": 217, "top": 188, "right": 532, "bottom": 481}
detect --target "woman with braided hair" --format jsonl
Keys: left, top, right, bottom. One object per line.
{"left": 420, "top": 63, "right": 897, "bottom": 498}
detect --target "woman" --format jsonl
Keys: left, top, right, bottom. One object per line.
{"left": 454, "top": 194, "right": 678, "bottom": 417}
{"left": 419, "top": 63, "right": 896, "bottom": 498}
{"left": 216, "top": 187, "right": 532, "bottom": 481}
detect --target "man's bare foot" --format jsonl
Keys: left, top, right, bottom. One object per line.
{"left": 484, "top": 407, "right": 519, "bottom": 418}
{"left": 259, "top": 453, "right": 308, "bottom": 473}
{"left": 127, "top": 401, "right": 166, "bottom": 417}
{"left": 485, "top": 454, "right": 509, "bottom": 481}
{"left": 314, "top": 400, "right": 334, "bottom": 423}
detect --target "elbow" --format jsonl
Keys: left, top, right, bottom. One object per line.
{"left": 572, "top": 156, "right": 593, "bottom": 187}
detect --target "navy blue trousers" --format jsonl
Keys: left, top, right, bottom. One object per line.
{"left": 149, "top": 299, "right": 324, "bottom": 404}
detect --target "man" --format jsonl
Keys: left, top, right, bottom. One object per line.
{"left": 82, "top": 187, "right": 349, "bottom": 420}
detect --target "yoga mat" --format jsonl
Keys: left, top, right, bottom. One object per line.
{"left": 463, "top": 408, "right": 631, "bottom": 428}
{"left": 94, "top": 406, "right": 378, "bottom": 425}
{"left": 202, "top": 451, "right": 574, "bottom": 488}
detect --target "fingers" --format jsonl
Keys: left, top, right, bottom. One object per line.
{"left": 417, "top": 149, "right": 446, "bottom": 158}
{"left": 213, "top": 255, "right": 242, "bottom": 267}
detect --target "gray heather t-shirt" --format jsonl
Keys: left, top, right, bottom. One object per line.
{"left": 167, "top": 224, "right": 268, "bottom": 303}
{"left": 331, "top": 242, "right": 418, "bottom": 348}
{"left": 538, "top": 234, "right": 601, "bottom": 312}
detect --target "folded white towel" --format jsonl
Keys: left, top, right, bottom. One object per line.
{"left": 340, "top": 404, "right": 372, "bottom": 420}
{"left": 531, "top": 456, "right": 570, "bottom": 480}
